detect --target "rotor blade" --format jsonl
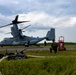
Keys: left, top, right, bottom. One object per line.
{"left": 0, "top": 15, "right": 30, "bottom": 28}
{"left": 12, "top": 15, "right": 19, "bottom": 23}
{"left": 17, "top": 21, "right": 30, "bottom": 24}
{"left": 14, "top": 15, "right": 18, "bottom": 22}
{"left": 0, "top": 23, "right": 13, "bottom": 28}
{"left": 22, "top": 25, "right": 31, "bottom": 30}
{"left": 12, "top": 20, "right": 30, "bottom": 24}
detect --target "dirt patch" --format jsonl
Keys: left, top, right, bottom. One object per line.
{"left": 0, "top": 45, "right": 76, "bottom": 52}
{"left": 0, "top": 56, "right": 8, "bottom": 62}
{"left": 27, "top": 55, "right": 45, "bottom": 58}
{"left": 65, "top": 45, "right": 76, "bottom": 50}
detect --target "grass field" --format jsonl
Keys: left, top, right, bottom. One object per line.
{"left": 0, "top": 50, "right": 76, "bottom": 75}
{"left": 26, "top": 50, "right": 76, "bottom": 57}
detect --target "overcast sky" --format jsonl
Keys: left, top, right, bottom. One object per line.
{"left": 0, "top": 0, "right": 76, "bottom": 42}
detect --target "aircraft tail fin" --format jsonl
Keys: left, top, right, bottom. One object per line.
{"left": 46, "top": 28, "right": 55, "bottom": 41}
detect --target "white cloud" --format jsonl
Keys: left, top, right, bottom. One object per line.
{"left": 70, "top": 17, "right": 76, "bottom": 25}
{"left": 0, "top": 12, "right": 76, "bottom": 32}
{"left": 12, "top": 1, "right": 19, "bottom": 5}
{"left": 18, "top": 12, "right": 76, "bottom": 29}
{"left": 0, "top": 0, "right": 19, "bottom": 5}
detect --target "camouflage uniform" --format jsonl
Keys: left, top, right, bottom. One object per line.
{"left": 50, "top": 39, "right": 58, "bottom": 53}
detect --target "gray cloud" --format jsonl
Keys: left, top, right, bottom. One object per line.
{"left": 0, "top": 0, "right": 75, "bottom": 16}
{"left": 0, "top": 0, "right": 76, "bottom": 42}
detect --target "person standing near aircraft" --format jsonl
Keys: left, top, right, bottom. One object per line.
{"left": 44, "top": 41, "right": 46, "bottom": 46}
{"left": 50, "top": 39, "right": 58, "bottom": 53}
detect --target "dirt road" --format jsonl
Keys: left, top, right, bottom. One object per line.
{"left": 0, "top": 45, "right": 76, "bottom": 52}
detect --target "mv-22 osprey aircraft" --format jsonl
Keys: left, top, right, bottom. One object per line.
{"left": 0, "top": 15, "right": 55, "bottom": 46}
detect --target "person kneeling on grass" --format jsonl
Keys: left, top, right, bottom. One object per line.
{"left": 50, "top": 39, "right": 58, "bottom": 53}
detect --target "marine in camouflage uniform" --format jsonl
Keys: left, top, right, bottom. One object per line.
{"left": 50, "top": 39, "right": 58, "bottom": 53}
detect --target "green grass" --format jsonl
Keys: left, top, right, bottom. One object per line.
{"left": 1, "top": 50, "right": 76, "bottom": 75}
{"left": 1, "top": 57, "right": 76, "bottom": 75}
{"left": 25, "top": 50, "right": 76, "bottom": 57}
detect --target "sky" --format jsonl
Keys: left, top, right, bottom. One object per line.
{"left": 0, "top": 0, "right": 76, "bottom": 42}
